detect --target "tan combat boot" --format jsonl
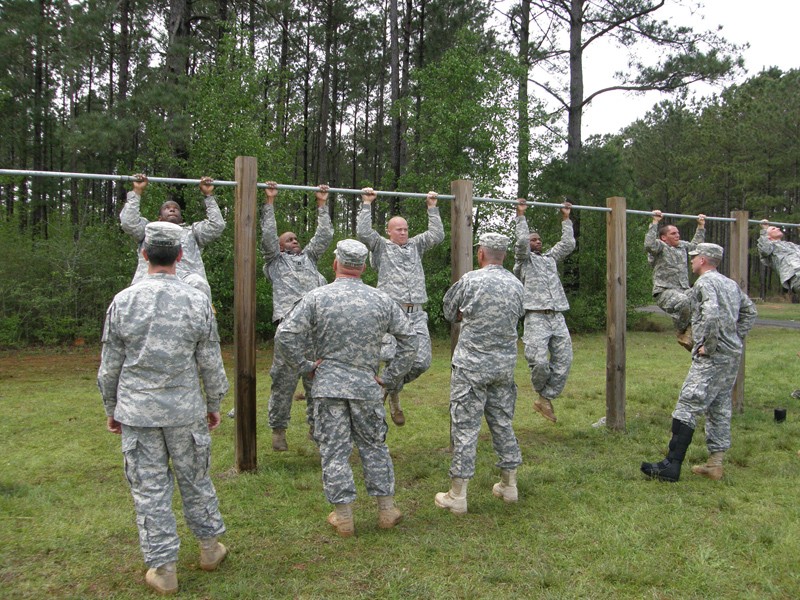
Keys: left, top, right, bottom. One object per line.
{"left": 199, "top": 537, "right": 228, "bottom": 571}
{"left": 691, "top": 451, "right": 724, "bottom": 480}
{"left": 272, "top": 428, "right": 288, "bottom": 452}
{"left": 533, "top": 396, "right": 557, "bottom": 423}
{"left": 145, "top": 561, "right": 177, "bottom": 595}
{"left": 492, "top": 468, "right": 518, "bottom": 503}
{"left": 387, "top": 391, "right": 405, "bottom": 426}
{"left": 327, "top": 502, "right": 355, "bottom": 537}
{"left": 376, "top": 495, "right": 403, "bottom": 529}
{"left": 434, "top": 477, "right": 468, "bottom": 515}
{"left": 676, "top": 325, "right": 694, "bottom": 352}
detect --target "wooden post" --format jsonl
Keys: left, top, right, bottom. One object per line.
{"left": 729, "top": 210, "right": 749, "bottom": 413}
{"left": 606, "top": 197, "right": 626, "bottom": 431}
{"left": 449, "top": 180, "right": 474, "bottom": 354}
{"left": 234, "top": 156, "right": 258, "bottom": 472}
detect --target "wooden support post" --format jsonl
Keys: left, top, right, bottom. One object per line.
{"left": 234, "top": 156, "right": 258, "bottom": 472}
{"left": 606, "top": 197, "right": 626, "bottom": 431}
{"left": 449, "top": 180, "right": 474, "bottom": 354}
{"left": 729, "top": 210, "right": 749, "bottom": 413}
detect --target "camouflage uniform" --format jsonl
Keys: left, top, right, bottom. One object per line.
{"left": 98, "top": 273, "right": 229, "bottom": 568}
{"left": 262, "top": 203, "right": 333, "bottom": 431}
{"left": 672, "top": 270, "right": 757, "bottom": 452}
{"left": 275, "top": 276, "right": 417, "bottom": 505}
{"left": 514, "top": 216, "right": 575, "bottom": 402}
{"left": 644, "top": 221, "right": 705, "bottom": 332}
{"left": 444, "top": 264, "right": 525, "bottom": 478}
{"left": 120, "top": 191, "right": 226, "bottom": 299}
{"left": 757, "top": 230, "right": 800, "bottom": 294}
{"left": 356, "top": 203, "right": 444, "bottom": 389}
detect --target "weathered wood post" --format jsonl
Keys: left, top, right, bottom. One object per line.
{"left": 449, "top": 180, "right": 474, "bottom": 354}
{"left": 729, "top": 210, "right": 750, "bottom": 413}
{"left": 234, "top": 156, "right": 258, "bottom": 472}
{"left": 606, "top": 197, "right": 627, "bottom": 431}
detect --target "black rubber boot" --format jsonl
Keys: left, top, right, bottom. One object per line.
{"left": 641, "top": 418, "right": 695, "bottom": 482}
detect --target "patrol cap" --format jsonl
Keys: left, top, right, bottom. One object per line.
{"left": 144, "top": 221, "right": 183, "bottom": 247}
{"left": 688, "top": 242, "right": 723, "bottom": 261}
{"left": 334, "top": 239, "right": 368, "bottom": 267}
{"left": 475, "top": 232, "right": 510, "bottom": 252}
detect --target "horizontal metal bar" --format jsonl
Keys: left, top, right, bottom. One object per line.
{"left": 0, "top": 169, "right": 238, "bottom": 187}
{"left": 4, "top": 169, "right": 798, "bottom": 228}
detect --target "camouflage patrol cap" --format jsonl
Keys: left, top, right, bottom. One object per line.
{"left": 476, "top": 232, "right": 510, "bottom": 251}
{"left": 144, "top": 221, "right": 183, "bottom": 247}
{"left": 688, "top": 242, "right": 723, "bottom": 260}
{"left": 334, "top": 239, "right": 368, "bottom": 267}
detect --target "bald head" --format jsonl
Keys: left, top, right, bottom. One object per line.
{"left": 766, "top": 226, "right": 784, "bottom": 241}
{"left": 387, "top": 216, "right": 409, "bottom": 245}
{"left": 279, "top": 231, "right": 301, "bottom": 254}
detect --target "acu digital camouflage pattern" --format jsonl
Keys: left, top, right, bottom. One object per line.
{"left": 274, "top": 276, "right": 417, "bottom": 505}
{"left": 98, "top": 273, "right": 229, "bottom": 568}
{"left": 672, "top": 270, "right": 757, "bottom": 453}
{"left": 261, "top": 203, "right": 333, "bottom": 431}
{"left": 514, "top": 216, "right": 575, "bottom": 402}
{"left": 757, "top": 230, "right": 800, "bottom": 294}
{"left": 357, "top": 204, "right": 443, "bottom": 390}
{"left": 644, "top": 221, "right": 705, "bottom": 331}
{"left": 443, "top": 264, "right": 524, "bottom": 479}
{"left": 121, "top": 421, "right": 225, "bottom": 567}
{"left": 120, "top": 191, "right": 226, "bottom": 299}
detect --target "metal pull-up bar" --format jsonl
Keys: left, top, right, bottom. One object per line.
{"left": 3, "top": 168, "right": 798, "bottom": 229}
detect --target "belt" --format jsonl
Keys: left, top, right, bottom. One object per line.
{"left": 527, "top": 309, "right": 556, "bottom": 315}
{"left": 400, "top": 303, "right": 423, "bottom": 314}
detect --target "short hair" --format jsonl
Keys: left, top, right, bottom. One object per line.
{"left": 704, "top": 256, "right": 721, "bottom": 268}
{"left": 657, "top": 223, "right": 675, "bottom": 238}
{"left": 480, "top": 246, "right": 506, "bottom": 262}
{"left": 144, "top": 243, "right": 181, "bottom": 266}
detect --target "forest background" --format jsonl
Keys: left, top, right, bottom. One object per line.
{"left": 0, "top": 0, "right": 798, "bottom": 346}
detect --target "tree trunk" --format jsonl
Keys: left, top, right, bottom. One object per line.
{"left": 517, "top": 0, "right": 530, "bottom": 198}
{"left": 566, "top": 0, "right": 584, "bottom": 164}
{"left": 389, "top": 0, "right": 400, "bottom": 214}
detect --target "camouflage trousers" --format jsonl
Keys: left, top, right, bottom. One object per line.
{"left": 790, "top": 273, "right": 800, "bottom": 295}
{"left": 522, "top": 311, "right": 573, "bottom": 401}
{"left": 448, "top": 366, "right": 523, "bottom": 480}
{"left": 268, "top": 348, "right": 314, "bottom": 431}
{"left": 380, "top": 310, "right": 431, "bottom": 391}
{"left": 654, "top": 288, "right": 691, "bottom": 333}
{"left": 313, "top": 398, "right": 394, "bottom": 504}
{"left": 121, "top": 421, "right": 225, "bottom": 568}
{"left": 672, "top": 352, "right": 742, "bottom": 453}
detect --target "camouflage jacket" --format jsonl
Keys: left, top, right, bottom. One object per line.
{"left": 645, "top": 222, "right": 704, "bottom": 295}
{"left": 261, "top": 204, "right": 333, "bottom": 322}
{"left": 356, "top": 204, "right": 444, "bottom": 304}
{"left": 97, "top": 273, "right": 229, "bottom": 426}
{"left": 275, "top": 277, "right": 417, "bottom": 401}
{"left": 513, "top": 217, "right": 575, "bottom": 312}
{"left": 444, "top": 264, "right": 524, "bottom": 374}
{"left": 757, "top": 230, "right": 800, "bottom": 289}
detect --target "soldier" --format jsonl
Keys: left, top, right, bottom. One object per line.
{"left": 641, "top": 243, "right": 757, "bottom": 482}
{"left": 645, "top": 209, "right": 706, "bottom": 350}
{"left": 357, "top": 187, "right": 444, "bottom": 426}
{"left": 275, "top": 239, "right": 417, "bottom": 537}
{"left": 259, "top": 181, "right": 333, "bottom": 451}
{"left": 435, "top": 233, "right": 525, "bottom": 515}
{"left": 757, "top": 220, "right": 800, "bottom": 296}
{"left": 98, "top": 221, "right": 229, "bottom": 595}
{"left": 120, "top": 174, "right": 226, "bottom": 300}
{"left": 513, "top": 198, "right": 575, "bottom": 424}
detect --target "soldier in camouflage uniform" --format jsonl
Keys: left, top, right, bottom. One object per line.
{"left": 357, "top": 187, "right": 444, "bottom": 426}
{"left": 259, "top": 181, "right": 333, "bottom": 451}
{"left": 435, "top": 233, "right": 525, "bottom": 515}
{"left": 275, "top": 239, "right": 417, "bottom": 537}
{"left": 98, "top": 221, "right": 230, "bottom": 595}
{"left": 513, "top": 198, "right": 575, "bottom": 424}
{"left": 642, "top": 243, "right": 756, "bottom": 483}
{"left": 645, "top": 209, "right": 706, "bottom": 350}
{"left": 120, "top": 174, "right": 226, "bottom": 300}
{"left": 757, "top": 220, "right": 800, "bottom": 295}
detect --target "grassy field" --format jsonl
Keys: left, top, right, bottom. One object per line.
{"left": 1, "top": 323, "right": 799, "bottom": 599}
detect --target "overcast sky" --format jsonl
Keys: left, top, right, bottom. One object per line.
{"left": 580, "top": 0, "right": 800, "bottom": 137}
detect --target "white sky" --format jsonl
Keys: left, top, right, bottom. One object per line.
{"left": 581, "top": 0, "right": 800, "bottom": 137}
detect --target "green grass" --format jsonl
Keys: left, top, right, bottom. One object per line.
{"left": 751, "top": 301, "right": 800, "bottom": 322}
{"left": 2, "top": 327, "right": 799, "bottom": 599}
